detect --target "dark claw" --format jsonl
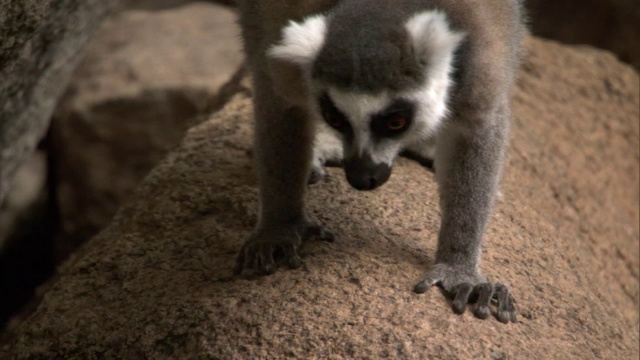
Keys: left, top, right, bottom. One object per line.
{"left": 413, "top": 281, "right": 430, "bottom": 294}
{"left": 243, "top": 248, "right": 254, "bottom": 275}
{"left": 233, "top": 252, "right": 245, "bottom": 275}
{"left": 308, "top": 169, "right": 324, "bottom": 184}
{"left": 260, "top": 245, "right": 276, "bottom": 273}
{"left": 240, "top": 267, "right": 260, "bottom": 280}
{"left": 451, "top": 283, "right": 473, "bottom": 314}
{"left": 262, "top": 262, "right": 276, "bottom": 275}
{"left": 472, "top": 283, "right": 494, "bottom": 319}
{"left": 287, "top": 255, "right": 303, "bottom": 269}
{"left": 279, "top": 245, "right": 302, "bottom": 269}
{"left": 494, "top": 284, "right": 517, "bottom": 323}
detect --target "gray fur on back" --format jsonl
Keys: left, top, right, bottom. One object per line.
{"left": 313, "top": 0, "right": 431, "bottom": 93}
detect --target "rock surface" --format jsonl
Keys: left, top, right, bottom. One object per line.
{"left": 0, "top": 149, "right": 56, "bottom": 330}
{"left": 0, "top": 0, "right": 117, "bottom": 204}
{"left": 4, "top": 37, "right": 639, "bottom": 359}
{"left": 50, "top": 2, "right": 243, "bottom": 258}
{"left": 0, "top": 153, "right": 47, "bottom": 251}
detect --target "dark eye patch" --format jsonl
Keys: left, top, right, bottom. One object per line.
{"left": 319, "top": 93, "right": 353, "bottom": 137}
{"left": 370, "top": 99, "right": 415, "bottom": 138}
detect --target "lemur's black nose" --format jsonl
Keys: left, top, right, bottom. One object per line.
{"left": 344, "top": 155, "right": 391, "bottom": 191}
{"left": 348, "top": 175, "right": 378, "bottom": 191}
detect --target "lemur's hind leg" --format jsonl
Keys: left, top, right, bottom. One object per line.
{"left": 401, "top": 136, "right": 437, "bottom": 172}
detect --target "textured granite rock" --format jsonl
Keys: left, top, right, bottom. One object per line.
{"left": 0, "top": 0, "right": 118, "bottom": 205}
{"left": 4, "top": 37, "right": 638, "bottom": 359}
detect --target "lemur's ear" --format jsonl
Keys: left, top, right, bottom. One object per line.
{"left": 405, "top": 11, "right": 465, "bottom": 72}
{"left": 268, "top": 14, "right": 328, "bottom": 66}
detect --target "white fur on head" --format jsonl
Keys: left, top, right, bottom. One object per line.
{"left": 405, "top": 10, "right": 465, "bottom": 74}
{"left": 401, "top": 10, "right": 466, "bottom": 148}
{"left": 267, "top": 15, "right": 328, "bottom": 66}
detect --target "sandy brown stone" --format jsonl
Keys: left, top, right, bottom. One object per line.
{"left": 4, "top": 37, "right": 638, "bottom": 359}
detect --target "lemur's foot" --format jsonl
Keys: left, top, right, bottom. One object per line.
{"left": 413, "top": 263, "right": 516, "bottom": 323}
{"left": 310, "top": 122, "right": 344, "bottom": 185}
{"left": 234, "top": 222, "right": 334, "bottom": 279}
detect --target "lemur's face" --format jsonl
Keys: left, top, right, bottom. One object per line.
{"left": 315, "top": 86, "right": 444, "bottom": 190}
{"left": 268, "top": 10, "right": 464, "bottom": 190}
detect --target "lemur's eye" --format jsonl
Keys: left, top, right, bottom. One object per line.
{"left": 371, "top": 99, "right": 415, "bottom": 138}
{"left": 385, "top": 116, "right": 407, "bottom": 131}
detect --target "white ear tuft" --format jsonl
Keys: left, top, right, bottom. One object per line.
{"left": 405, "top": 11, "right": 465, "bottom": 70}
{"left": 267, "top": 15, "right": 328, "bottom": 66}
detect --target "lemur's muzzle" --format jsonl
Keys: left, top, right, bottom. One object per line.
{"left": 344, "top": 154, "right": 391, "bottom": 191}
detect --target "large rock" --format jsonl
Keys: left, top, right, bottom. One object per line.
{"left": 50, "top": 2, "right": 243, "bottom": 258}
{"left": 0, "top": 0, "right": 117, "bottom": 205}
{"left": 4, "top": 38, "right": 638, "bottom": 358}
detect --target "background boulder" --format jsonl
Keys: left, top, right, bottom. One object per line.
{"left": 0, "top": 0, "right": 242, "bottom": 335}
{"left": 49, "top": 1, "right": 242, "bottom": 259}
{"left": 0, "top": 0, "right": 118, "bottom": 330}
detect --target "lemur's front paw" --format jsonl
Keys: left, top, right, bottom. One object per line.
{"left": 234, "top": 223, "right": 334, "bottom": 279}
{"left": 308, "top": 164, "right": 326, "bottom": 184}
{"left": 309, "top": 123, "right": 344, "bottom": 185}
{"left": 413, "top": 263, "right": 517, "bottom": 323}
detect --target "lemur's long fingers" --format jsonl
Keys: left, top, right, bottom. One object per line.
{"left": 472, "top": 283, "right": 494, "bottom": 319}
{"left": 281, "top": 245, "right": 303, "bottom": 269}
{"left": 413, "top": 281, "right": 429, "bottom": 294}
{"left": 239, "top": 249, "right": 260, "bottom": 280}
{"left": 413, "top": 277, "right": 439, "bottom": 294}
{"left": 232, "top": 251, "right": 245, "bottom": 275}
{"left": 235, "top": 242, "right": 278, "bottom": 279}
{"left": 413, "top": 266, "right": 448, "bottom": 294}
{"left": 451, "top": 283, "right": 473, "bottom": 314}
{"left": 494, "top": 283, "right": 517, "bottom": 323}
{"left": 256, "top": 244, "right": 277, "bottom": 275}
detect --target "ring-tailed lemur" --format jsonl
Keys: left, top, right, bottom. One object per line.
{"left": 234, "top": 0, "right": 525, "bottom": 323}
